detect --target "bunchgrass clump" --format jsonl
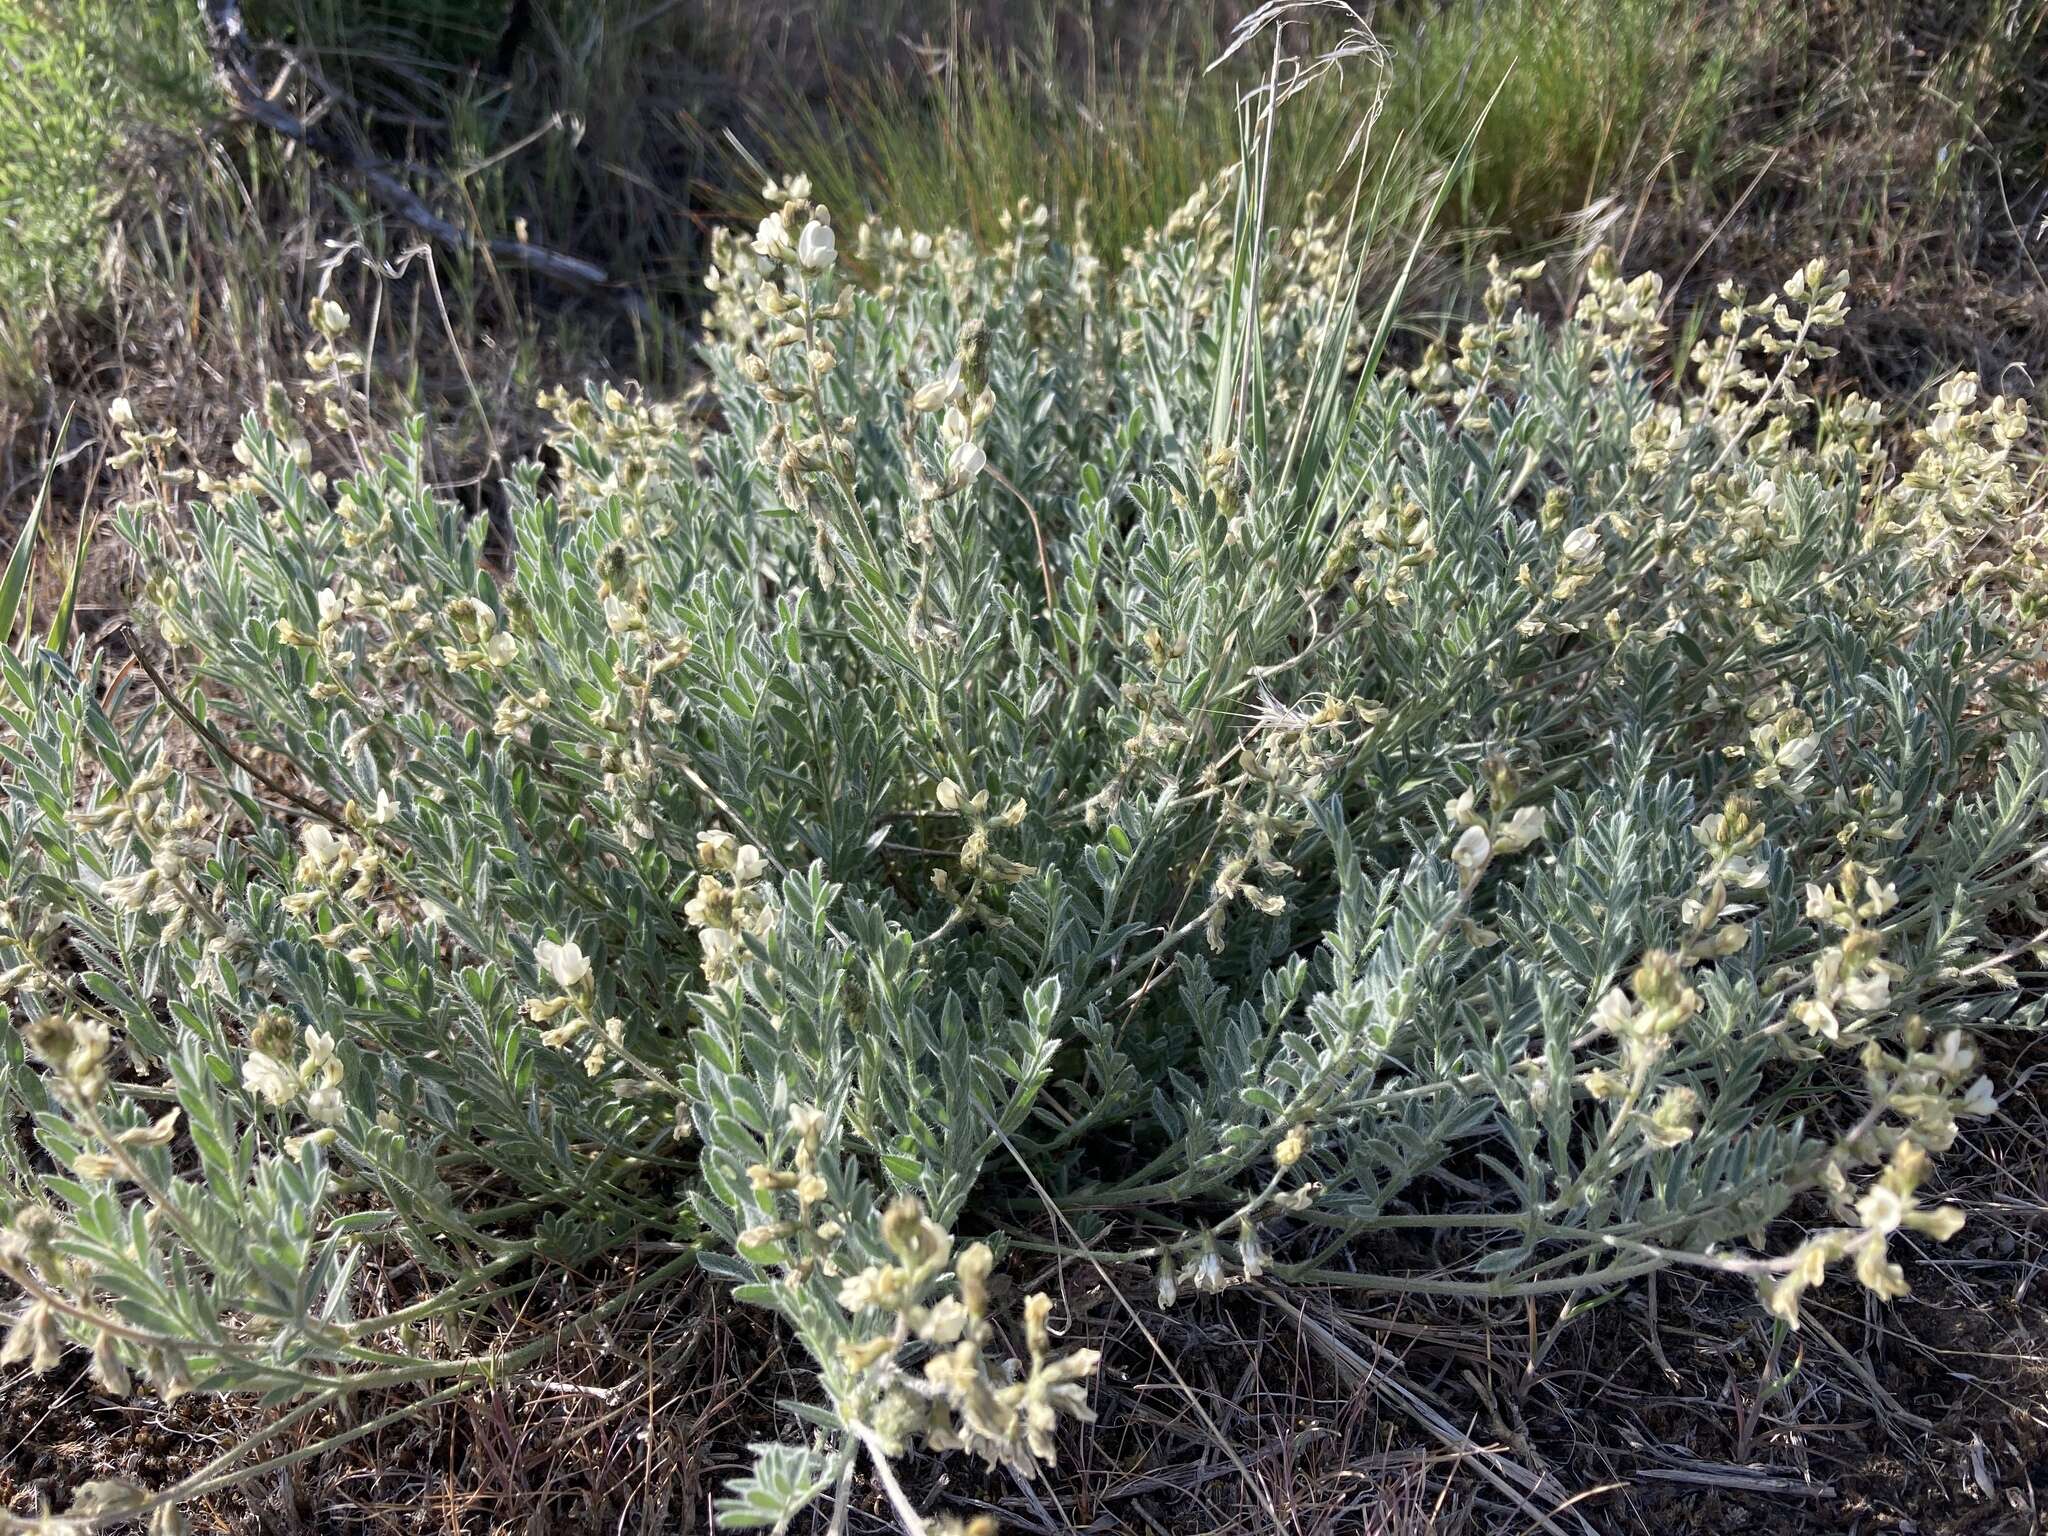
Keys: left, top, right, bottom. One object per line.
{"left": 761, "top": 0, "right": 1753, "bottom": 267}
{"left": 1, "top": 116, "right": 2044, "bottom": 1534}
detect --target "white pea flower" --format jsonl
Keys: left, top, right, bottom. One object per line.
{"left": 911, "top": 360, "right": 963, "bottom": 413}
{"left": 1560, "top": 525, "right": 1602, "bottom": 563}
{"left": 1236, "top": 1218, "right": 1266, "bottom": 1279}
{"left": 1719, "top": 853, "right": 1769, "bottom": 889}
{"left": 1776, "top": 734, "right": 1820, "bottom": 772}
{"left": 733, "top": 845, "right": 769, "bottom": 884}
{"left": 302, "top": 1029, "right": 337, "bottom": 1074}
{"left": 2, "top": 1301, "right": 62, "bottom": 1374}
{"left": 1930, "top": 1031, "right": 1974, "bottom": 1076}
{"left": 1451, "top": 824, "right": 1491, "bottom": 874}
{"left": 1642, "top": 1085, "right": 1700, "bottom": 1148}
{"left": 909, "top": 231, "right": 934, "bottom": 261}
{"left": 115, "top": 1109, "right": 181, "bottom": 1150}
{"left": 1839, "top": 964, "right": 1891, "bottom": 1013}
{"left": 1591, "top": 987, "right": 1635, "bottom": 1034}
{"left": 1494, "top": 805, "right": 1547, "bottom": 854}
{"left": 100, "top": 870, "right": 157, "bottom": 912}
{"left": 947, "top": 440, "right": 987, "bottom": 483}
{"left": 539, "top": 1016, "right": 586, "bottom": 1050}
{"left": 1180, "top": 1240, "right": 1226, "bottom": 1294}
{"left": 1855, "top": 1183, "right": 1906, "bottom": 1235}
{"left": 1155, "top": 1254, "right": 1178, "bottom": 1309}
{"left": 300, "top": 823, "right": 344, "bottom": 870}
{"left": 699, "top": 925, "right": 742, "bottom": 980}
{"left": 109, "top": 396, "right": 136, "bottom": 430}
{"left": 796, "top": 219, "right": 836, "bottom": 272}
{"left": 243, "top": 1052, "right": 298, "bottom": 1106}
{"left": 536, "top": 937, "right": 590, "bottom": 990}
{"left": 300, "top": 1030, "right": 345, "bottom": 1122}
{"left": 483, "top": 631, "right": 520, "bottom": 667}
{"left": 751, "top": 211, "right": 790, "bottom": 262}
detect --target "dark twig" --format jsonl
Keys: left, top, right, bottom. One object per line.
{"left": 101, "top": 619, "right": 350, "bottom": 830}
{"left": 196, "top": 0, "right": 650, "bottom": 319}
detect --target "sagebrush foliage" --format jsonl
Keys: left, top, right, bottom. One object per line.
{"left": 0, "top": 162, "right": 2042, "bottom": 1532}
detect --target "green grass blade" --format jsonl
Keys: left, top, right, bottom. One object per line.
{"left": 1352, "top": 71, "right": 1508, "bottom": 391}
{"left": 1279, "top": 75, "right": 1505, "bottom": 555}
{"left": 0, "top": 467, "right": 46, "bottom": 653}
{"left": 4, "top": 404, "right": 76, "bottom": 655}
{"left": 46, "top": 505, "right": 100, "bottom": 653}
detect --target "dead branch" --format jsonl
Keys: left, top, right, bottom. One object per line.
{"left": 196, "top": 0, "right": 651, "bottom": 319}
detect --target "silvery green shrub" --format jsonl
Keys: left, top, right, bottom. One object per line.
{"left": 0, "top": 165, "right": 2041, "bottom": 1532}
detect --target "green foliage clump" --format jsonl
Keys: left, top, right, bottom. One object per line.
{"left": 0, "top": 159, "right": 2043, "bottom": 1531}
{"left": 0, "top": 1, "right": 211, "bottom": 384}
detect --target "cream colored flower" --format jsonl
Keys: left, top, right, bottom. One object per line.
{"left": 796, "top": 219, "right": 836, "bottom": 271}
{"left": 1179, "top": 1239, "right": 1226, "bottom": 1294}
{"left": 1494, "top": 805, "right": 1547, "bottom": 854}
{"left": 1451, "top": 824, "right": 1491, "bottom": 873}
{"left": 535, "top": 937, "right": 590, "bottom": 990}
{"left": 912, "top": 361, "right": 964, "bottom": 413}
{"left": 242, "top": 1051, "right": 298, "bottom": 1106}
{"left": 300, "top": 823, "right": 343, "bottom": 869}
{"left": 947, "top": 440, "right": 987, "bottom": 482}
{"left": 751, "top": 211, "right": 791, "bottom": 262}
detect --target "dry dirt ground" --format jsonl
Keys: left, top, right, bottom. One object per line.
{"left": 5, "top": 1261, "right": 2044, "bottom": 1532}
{"left": 7, "top": 1036, "right": 2047, "bottom": 1536}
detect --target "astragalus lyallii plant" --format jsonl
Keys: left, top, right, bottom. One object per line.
{"left": 4, "top": 24, "right": 2046, "bottom": 1534}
